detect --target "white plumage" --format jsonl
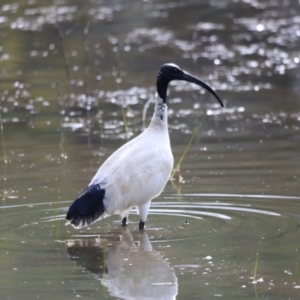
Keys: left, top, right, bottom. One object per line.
{"left": 65, "top": 63, "right": 223, "bottom": 229}
{"left": 90, "top": 98, "right": 173, "bottom": 222}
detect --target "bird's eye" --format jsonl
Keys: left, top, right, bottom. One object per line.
{"left": 172, "top": 68, "right": 179, "bottom": 73}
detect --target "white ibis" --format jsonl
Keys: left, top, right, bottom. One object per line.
{"left": 65, "top": 63, "right": 223, "bottom": 230}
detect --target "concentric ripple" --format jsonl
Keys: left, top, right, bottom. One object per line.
{"left": 1, "top": 193, "right": 298, "bottom": 235}
{"left": 1, "top": 192, "right": 300, "bottom": 299}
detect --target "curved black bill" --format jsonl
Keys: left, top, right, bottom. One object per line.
{"left": 182, "top": 71, "right": 224, "bottom": 107}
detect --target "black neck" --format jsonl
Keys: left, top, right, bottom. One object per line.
{"left": 156, "top": 72, "right": 169, "bottom": 103}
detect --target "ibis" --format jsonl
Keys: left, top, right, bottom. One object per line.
{"left": 65, "top": 63, "right": 223, "bottom": 230}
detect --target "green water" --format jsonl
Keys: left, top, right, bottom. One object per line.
{"left": 0, "top": 0, "right": 300, "bottom": 299}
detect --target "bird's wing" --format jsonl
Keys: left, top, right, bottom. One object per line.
{"left": 89, "top": 133, "right": 145, "bottom": 185}
{"left": 102, "top": 142, "right": 174, "bottom": 213}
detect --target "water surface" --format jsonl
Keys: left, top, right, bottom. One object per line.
{"left": 0, "top": 0, "right": 300, "bottom": 299}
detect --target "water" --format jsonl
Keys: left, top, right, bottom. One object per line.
{"left": 0, "top": 0, "right": 300, "bottom": 299}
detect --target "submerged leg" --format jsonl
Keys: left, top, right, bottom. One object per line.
{"left": 122, "top": 217, "right": 127, "bottom": 226}
{"left": 139, "top": 220, "right": 145, "bottom": 230}
{"left": 120, "top": 208, "right": 131, "bottom": 226}
{"left": 138, "top": 201, "right": 151, "bottom": 230}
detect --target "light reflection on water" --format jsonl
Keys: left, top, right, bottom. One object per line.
{"left": 0, "top": 0, "right": 300, "bottom": 299}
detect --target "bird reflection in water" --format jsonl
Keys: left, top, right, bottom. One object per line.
{"left": 66, "top": 228, "right": 178, "bottom": 299}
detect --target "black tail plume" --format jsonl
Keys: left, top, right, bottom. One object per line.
{"left": 66, "top": 184, "right": 106, "bottom": 228}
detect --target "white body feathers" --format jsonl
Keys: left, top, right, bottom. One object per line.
{"left": 89, "top": 97, "right": 173, "bottom": 224}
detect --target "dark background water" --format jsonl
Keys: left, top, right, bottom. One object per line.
{"left": 0, "top": 0, "right": 300, "bottom": 299}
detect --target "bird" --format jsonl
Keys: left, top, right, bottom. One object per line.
{"left": 65, "top": 63, "right": 224, "bottom": 230}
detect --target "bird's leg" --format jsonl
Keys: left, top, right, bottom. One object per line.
{"left": 122, "top": 217, "right": 127, "bottom": 226}
{"left": 138, "top": 201, "right": 151, "bottom": 230}
{"left": 139, "top": 220, "right": 145, "bottom": 230}
{"left": 120, "top": 208, "right": 131, "bottom": 226}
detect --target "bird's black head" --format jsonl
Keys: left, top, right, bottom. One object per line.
{"left": 157, "top": 63, "right": 185, "bottom": 83}
{"left": 156, "top": 63, "right": 223, "bottom": 107}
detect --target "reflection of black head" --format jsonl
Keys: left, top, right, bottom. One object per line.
{"left": 156, "top": 63, "right": 224, "bottom": 107}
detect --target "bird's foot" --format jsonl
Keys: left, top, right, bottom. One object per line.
{"left": 139, "top": 220, "right": 145, "bottom": 230}
{"left": 121, "top": 217, "right": 127, "bottom": 226}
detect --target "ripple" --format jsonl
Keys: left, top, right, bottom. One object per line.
{"left": 150, "top": 202, "right": 280, "bottom": 217}
{"left": 1, "top": 192, "right": 300, "bottom": 299}
{"left": 32, "top": 193, "right": 300, "bottom": 236}
{"left": 0, "top": 193, "right": 300, "bottom": 248}
{"left": 180, "top": 193, "right": 300, "bottom": 200}
{"left": 11, "top": 192, "right": 296, "bottom": 231}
